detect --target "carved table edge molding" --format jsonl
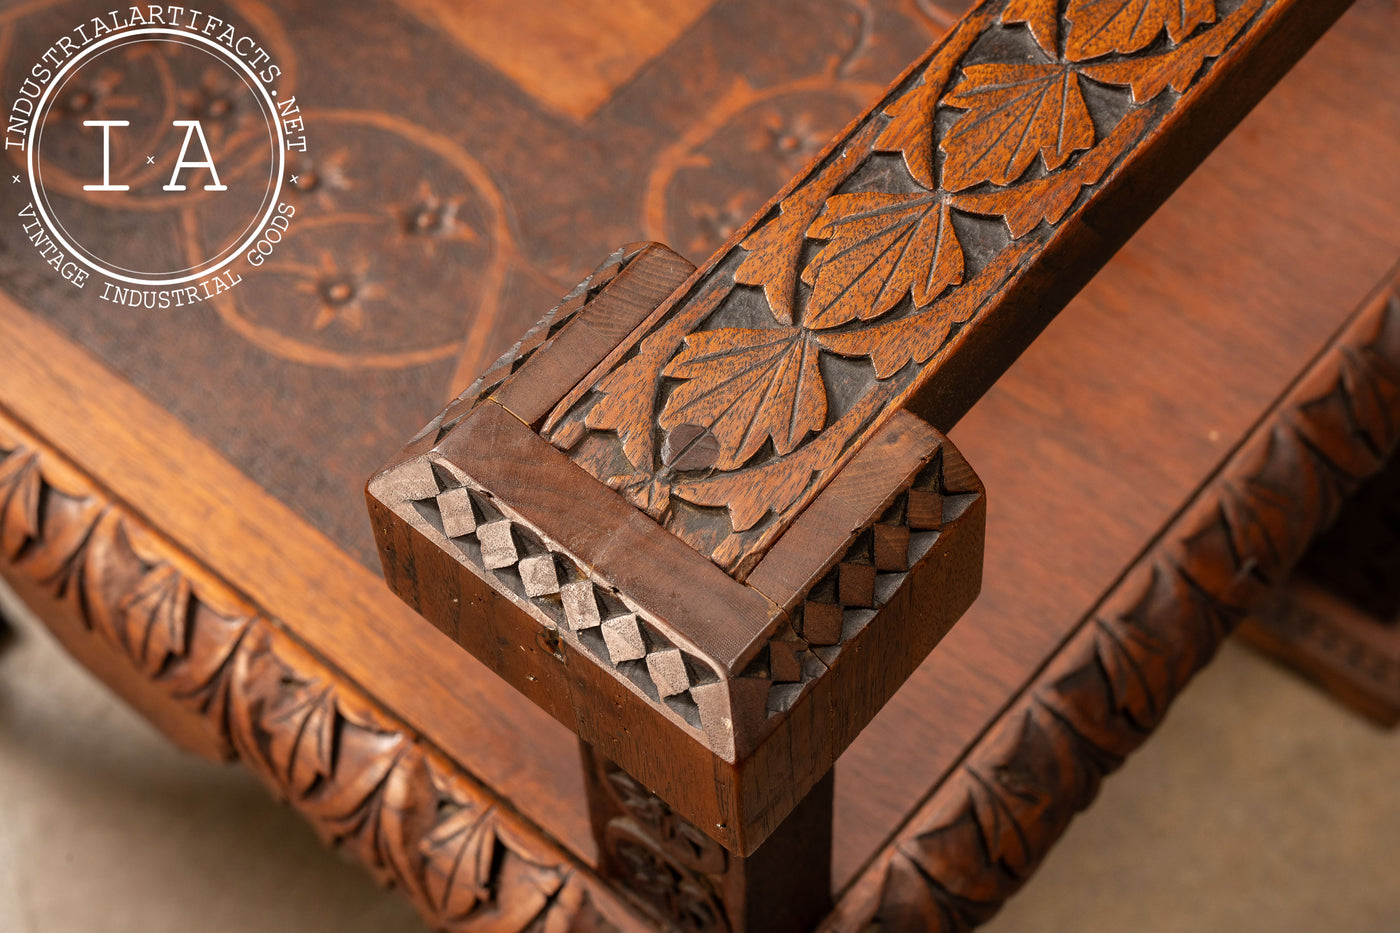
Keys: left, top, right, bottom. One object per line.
{"left": 820, "top": 270, "right": 1400, "bottom": 933}
{"left": 0, "top": 409, "right": 655, "bottom": 933}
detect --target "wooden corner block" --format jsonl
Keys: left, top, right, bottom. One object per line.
{"left": 366, "top": 248, "right": 985, "bottom": 855}
{"left": 368, "top": 399, "right": 985, "bottom": 855}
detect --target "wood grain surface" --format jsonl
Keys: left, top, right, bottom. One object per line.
{"left": 2, "top": 0, "right": 1398, "bottom": 927}
{"left": 824, "top": 264, "right": 1400, "bottom": 931}
{"left": 0, "top": 408, "right": 655, "bottom": 933}
{"left": 0, "top": 0, "right": 957, "bottom": 570}
{"left": 0, "top": 292, "right": 598, "bottom": 862}
{"left": 372, "top": 384, "right": 986, "bottom": 853}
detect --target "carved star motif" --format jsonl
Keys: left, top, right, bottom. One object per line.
{"left": 286, "top": 149, "right": 354, "bottom": 211}
{"left": 395, "top": 180, "right": 480, "bottom": 257}
{"left": 295, "top": 251, "right": 388, "bottom": 333}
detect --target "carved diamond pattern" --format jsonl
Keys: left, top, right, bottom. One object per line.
{"left": 408, "top": 476, "right": 715, "bottom": 732}
{"left": 743, "top": 450, "right": 965, "bottom": 717}
{"left": 560, "top": 580, "right": 604, "bottom": 630}
{"left": 602, "top": 614, "right": 648, "bottom": 664}
{"left": 436, "top": 486, "right": 478, "bottom": 538}
{"left": 518, "top": 554, "right": 561, "bottom": 597}
{"left": 477, "top": 520, "right": 519, "bottom": 570}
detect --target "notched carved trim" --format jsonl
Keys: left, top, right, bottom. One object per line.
{"left": 374, "top": 406, "right": 985, "bottom": 764}
{"left": 406, "top": 455, "right": 724, "bottom": 734}
{"left": 739, "top": 448, "right": 982, "bottom": 721}
{"left": 414, "top": 243, "right": 648, "bottom": 450}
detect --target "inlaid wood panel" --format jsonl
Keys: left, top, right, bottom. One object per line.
{"left": 3, "top": 0, "right": 1399, "bottom": 923}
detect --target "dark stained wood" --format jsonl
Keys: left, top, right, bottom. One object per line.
{"left": 1238, "top": 434, "right": 1400, "bottom": 725}
{"left": 1275, "top": 439, "right": 1400, "bottom": 624}
{"left": 397, "top": 0, "right": 720, "bottom": 122}
{"left": 1236, "top": 422, "right": 1400, "bottom": 725}
{"left": 746, "top": 411, "right": 943, "bottom": 612}
{"left": 490, "top": 243, "right": 697, "bottom": 426}
{"left": 0, "top": 293, "right": 599, "bottom": 863}
{"left": 367, "top": 0, "right": 1374, "bottom": 917}
{"left": 829, "top": 0, "right": 1400, "bottom": 888}
{"left": 1240, "top": 582, "right": 1400, "bottom": 727}
{"left": 370, "top": 377, "right": 986, "bottom": 853}
{"left": 583, "top": 744, "right": 834, "bottom": 933}
{"left": 0, "top": 408, "right": 653, "bottom": 932}
{"left": 0, "top": 0, "right": 956, "bottom": 575}
{"left": 372, "top": 0, "right": 1358, "bottom": 865}
{"left": 429, "top": 400, "right": 780, "bottom": 674}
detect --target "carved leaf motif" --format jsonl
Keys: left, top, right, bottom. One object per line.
{"left": 1080, "top": 0, "right": 1262, "bottom": 102}
{"left": 421, "top": 804, "right": 498, "bottom": 919}
{"left": 873, "top": 8, "right": 998, "bottom": 189}
{"left": 1002, "top": 0, "right": 1060, "bottom": 57}
{"left": 670, "top": 384, "right": 891, "bottom": 537}
{"left": 803, "top": 193, "right": 963, "bottom": 327}
{"left": 0, "top": 452, "right": 42, "bottom": 559}
{"left": 660, "top": 328, "right": 826, "bottom": 470}
{"left": 736, "top": 122, "right": 878, "bottom": 323}
{"left": 264, "top": 679, "right": 340, "bottom": 794}
{"left": 672, "top": 442, "right": 824, "bottom": 534}
{"left": 952, "top": 107, "right": 1152, "bottom": 237}
{"left": 819, "top": 239, "right": 1035, "bottom": 378}
{"left": 1092, "top": 619, "right": 1165, "bottom": 731}
{"left": 1064, "top": 0, "right": 1216, "bottom": 61}
{"left": 118, "top": 563, "right": 193, "bottom": 676}
{"left": 940, "top": 62, "right": 1095, "bottom": 191}
{"left": 420, "top": 804, "right": 566, "bottom": 928}
{"left": 570, "top": 285, "right": 728, "bottom": 474}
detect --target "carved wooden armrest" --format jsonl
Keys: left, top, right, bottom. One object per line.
{"left": 367, "top": 0, "right": 1351, "bottom": 926}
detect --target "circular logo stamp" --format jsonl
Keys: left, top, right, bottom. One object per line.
{"left": 6, "top": 8, "right": 307, "bottom": 305}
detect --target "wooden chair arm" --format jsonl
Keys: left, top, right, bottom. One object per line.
{"left": 368, "top": 0, "right": 1351, "bottom": 868}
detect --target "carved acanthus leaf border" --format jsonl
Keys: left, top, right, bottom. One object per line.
{"left": 820, "top": 281, "right": 1400, "bottom": 932}
{"left": 0, "top": 414, "right": 652, "bottom": 933}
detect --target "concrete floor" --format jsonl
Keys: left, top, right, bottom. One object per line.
{"left": 1, "top": 583, "right": 1396, "bottom": 932}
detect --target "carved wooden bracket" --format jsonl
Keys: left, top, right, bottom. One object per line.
{"left": 368, "top": 0, "right": 1352, "bottom": 860}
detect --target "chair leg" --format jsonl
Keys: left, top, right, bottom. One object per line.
{"left": 580, "top": 742, "right": 833, "bottom": 933}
